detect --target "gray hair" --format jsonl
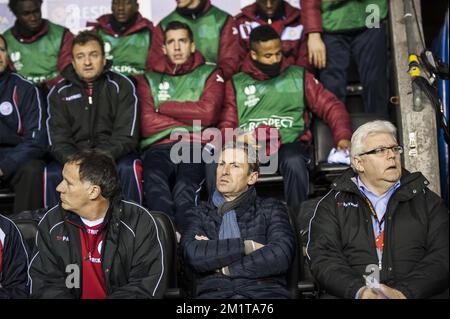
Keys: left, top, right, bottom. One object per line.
{"left": 350, "top": 120, "right": 398, "bottom": 170}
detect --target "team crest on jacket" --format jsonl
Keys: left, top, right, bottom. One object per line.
{"left": 0, "top": 102, "right": 13, "bottom": 116}
{"left": 104, "top": 42, "right": 114, "bottom": 60}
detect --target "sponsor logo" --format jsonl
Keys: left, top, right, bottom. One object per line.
{"left": 0, "top": 101, "right": 13, "bottom": 116}
{"left": 281, "top": 25, "right": 304, "bottom": 41}
{"left": 112, "top": 65, "right": 143, "bottom": 75}
{"left": 63, "top": 93, "right": 82, "bottom": 101}
{"left": 240, "top": 115, "right": 294, "bottom": 131}
{"left": 158, "top": 81, "right": 171, "bottom": 101}
{"left": 337, "top": 201, "right": 359, "bottom": 208}
{"left": 56, "top": 235, "right": 70, "bottom": 242}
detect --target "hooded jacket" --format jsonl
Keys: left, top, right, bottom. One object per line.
{"left": 181, "top": 188, "right": 295, "bottom": 298}
{"left": 137, "top": 50, "right": 224, "bottom": 148}
{"left": 88, "top": 12, "right": 158, "bottom": 74}
{"left": 221, "top": 56, "right": 351, "bottom": 146}
{"left": 0, "top": 214, "right": 29, "bottom": 299}
{"left": 307, "top": 169, "right": 449, "bottom": 299}
{"left": 0, "top": 68, "right": 47, "bottom": 180}
{"left": 28, "top": 200, "right": 167, "bottom": 299}
{"left": 235, "top": 1, "right": 310, "bottom": 68}
{"left": 47, "top": 62, "right": 139, "bottom": 164}
{"left": 152, "top": 0, "right": 240, "bottom": 80}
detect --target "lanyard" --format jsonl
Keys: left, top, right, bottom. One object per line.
{"left": 363, "top": 196, "right": 385, "bottom": 253}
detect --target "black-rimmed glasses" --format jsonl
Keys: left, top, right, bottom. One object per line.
{"left": 358, "top": 145, "right": 403, "bottom": 157}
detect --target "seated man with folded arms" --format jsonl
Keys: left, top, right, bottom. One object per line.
{"left": 182, "top": 141, "right": 295, "bottom": 299}
{"left": 307, "top": 120, "right": 449, "bottom": 299}
{"left": 29, "top": 150, "right": 167, "bottom": 299}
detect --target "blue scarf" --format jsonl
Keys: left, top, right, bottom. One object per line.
{"left": 212, "top": 190, "right": 241, "bottom": 240}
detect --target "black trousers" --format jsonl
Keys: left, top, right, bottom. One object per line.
{"left": 3, "top": 159, "right": 45, "bottom": 214}
{"left": 320, "top": 20, "right": 389, "bottom": 117}
{"left": 142, "top": 143, "right": 205, "bottom": 232}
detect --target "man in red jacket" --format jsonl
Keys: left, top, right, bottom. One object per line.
{"left": 88, "top": 0, "right": 158, "bottom": 76}
{"left": 223, "top": 25, "right": 351, "bottom": 212}
{"left": 137, "top": 21, "right": 224, "bottom": 236}
{"left": 152, "top": 0, "right": 240, "bottom": 80}
{"left": 236, "top": 0, "right": 325, "bottom": 69}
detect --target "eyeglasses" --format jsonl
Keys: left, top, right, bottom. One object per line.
{"left": 358, "top": 145, "right": 403, "bottom": 157}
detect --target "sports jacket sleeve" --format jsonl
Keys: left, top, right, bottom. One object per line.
{"left": 95, "top": 74, "right": 139, "bottom": 159}
{"left": 137, "top": 75, "right": 188, "bottom": 139}
{"left": 29, "top": 217, "right": 75, "bottom": 299}
{"left": 217, "top": 17, "right": 241, "bottom": 80}
{"left": 0, "top": 216, "right": 29, "bottom": 299}
{"left": 227, "top": 200, "right": 295, "bottom": 279}
{"left": 300, "top": 0, "right": 323, "bottom": 34}
{"left": 158, "top": 69, "right": 225, "bottom": 126}
{"left": 108, "top": 210, "right": 167, "bottom": 299}
{"left": 307, "top": 196, "right": 366, "bottom": 298}
{"left": 181, "top": 208, "right": 246, "bottom": 273}
{"left": 146, "top": 25, "right": 163, "bottom": 72}
{"left": 0, "top": 83, "right": 47, "bottom": 179}
{"left": 389, "top": 191, "right": 449, "bottom": 299}
{"left": 47, "top": 86, "right": 79, "bottom": 164}
{"left": 304, "top": 71, "right": 352, "bottom": 144}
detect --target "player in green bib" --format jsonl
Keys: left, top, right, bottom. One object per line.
{"left": 153, "top": 0, "right": 240, "bottom": 80}
{"left": 315, "top": 0, "right": 389, "bottom": 116}
{"left": 3, "top": 0, "right": 73, "bottom": 92}
{"left": 137, "top": 22, "right": 225, "bottom": 237}
{"left": 223, "top": 25, "right": 352, "bottom": 213}
{"left": 88, "top": 0, "right": 157, "bottom": 77}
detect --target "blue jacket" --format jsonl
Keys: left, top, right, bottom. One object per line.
{"left": 0, "top": 214, "right": 29, "bottom": 298}
{"left": 181, "top": 188, "right": 295, "bottom": 298}
{"left": 0, "top": 68, "right": 47, "bottom": 180}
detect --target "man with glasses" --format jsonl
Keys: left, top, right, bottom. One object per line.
{"left": 307, "top": 120, "right": 449, "bottom": 299}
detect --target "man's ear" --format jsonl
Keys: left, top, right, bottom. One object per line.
{"left": 88, "top": 185, "right": 102, "bottom": 200}
{"left": 162, "top": 45, "right": 167, "bottom": 56}
{"left": 190, "top": 42, "right": 196, "bottom": 53}
{"left": 247, "top": 171, "right": 259, "bottom": 186}
{"left": 250, "top": 50, "right": 257, "bottom": 61}
{"left": 352, "top": 156, "right": 364, "bottom": 173}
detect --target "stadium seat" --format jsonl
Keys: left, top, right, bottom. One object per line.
{"left": 150, "top": 211, "right": 181, "bottom": 298}
{"left": 9, "top": 209, "right": 45, "bottom": 252}
{"left": 311, "top": 112, "right": 389, "bottom": 194}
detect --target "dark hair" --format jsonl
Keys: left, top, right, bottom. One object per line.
{"left": 249, "top": 25, "right": 280, "bottom": 51}
{"left": 8, "top": 0, "right": 42, "bottom": 15}
{"left": 66, "top": 150, "right": 120, "bottom": 200}
{"left": 222, "top": 141, "right": 260, "bottom": 175}
{"left": 72, "top": 30, "right": 105, "bottom": 57}
{"left": 0, "top": 34, "right": 7, "bottom": 51}
{"left": 163, "top": 21, "right": 194, "bottom": 43}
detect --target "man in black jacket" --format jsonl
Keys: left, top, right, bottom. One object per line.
{"left": 0, "top": 34, "right": 47, "bottom": 214}
{"left": 45, "top": 31, "right": 141, "bottom": 208}
{"left": 307, "top": 120, "right": 449, "bottom": 299}
{"left": 181, "top": 141, "right": 295, "bottom": 298}
{"left": 29, "top": 150, "right": 167, "bottom": 299}
{"left": 0, "top": 213, "right": 29, "bottom": 298}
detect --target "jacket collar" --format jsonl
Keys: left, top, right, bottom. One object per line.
{"left": 207, "top": 187, "right": 258, "bottom": 221}
{"left": 332, "top": 168, "right": 429, "bottom": 201}
{"left": 175, "top": 0, "right": 211, "bottom": 20}
{"left": 240, "top": 2, "right": 300, "bottom": 26}
{"left": 240, "top": 54, "right": 291, "bottom": 81}
{"left": 11, "top": 19, "right": 50, "bottom": 43}
{"left": 89, "top": 12, "right": 153, "bottom": 37}
{"left": 61, "top": 59, "right": 113, "bottom": 87}
{"left": 153, "top": 50, "right": 205, "bottom": 75}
